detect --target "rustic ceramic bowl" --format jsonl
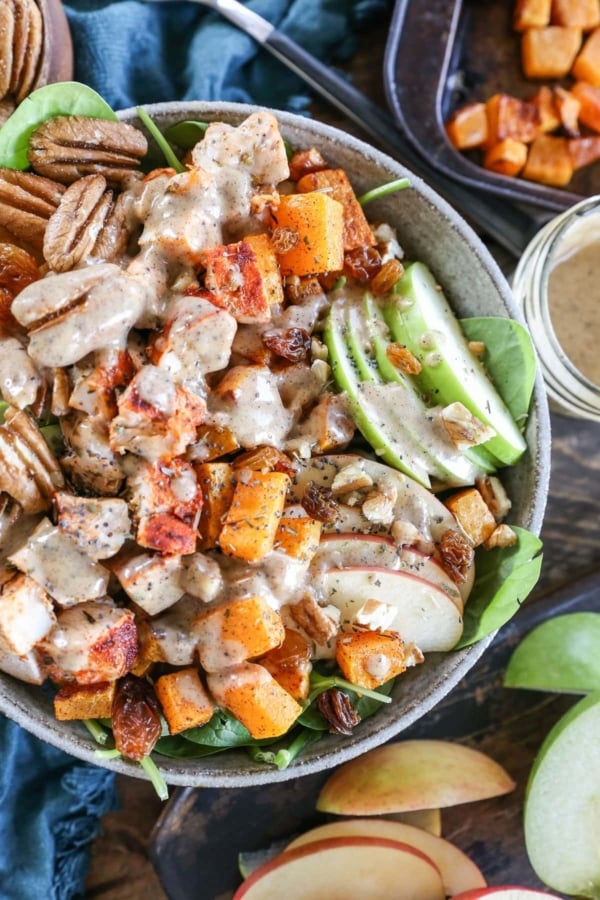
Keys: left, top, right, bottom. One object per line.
{"left": 0, "top": 101, "right": 551, "bottom": 787}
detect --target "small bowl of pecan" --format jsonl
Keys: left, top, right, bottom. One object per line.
{"left": 0, "top": 97, "right": 550, "bottom": 791}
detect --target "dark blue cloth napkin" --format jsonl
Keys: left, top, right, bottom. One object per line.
{"left": 0, "top": 0, "right": 389, "bottom": 896}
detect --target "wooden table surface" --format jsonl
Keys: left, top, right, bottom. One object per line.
{"left": 85, "top": 11, "right": 600, "bottom": 899}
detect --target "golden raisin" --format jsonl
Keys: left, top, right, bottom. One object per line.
{"left": 386, "top": 342, "right": 422, "bottom": 375}
{"left": 343, "top": 245, "right": 382, "bottom": 282}
{"left": 370, "top": 258, "right": 405, "bottom": 295}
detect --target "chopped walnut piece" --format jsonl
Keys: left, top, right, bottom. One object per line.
{"left": 468, "top": 340, "right": 486, "bottom": 357}
{"left": 370, "top": 258, "right": 405, "bottom": 295}
{"left": 476, "top": 474, "right": 512, "bottom": 522}
{"left": 362, "top": 490, "right": 395, "bottom": 525}
{"left": 386, "top": 342, "right": 422, "bottom": 375}
{"left": 271, "top": 225, "right": 299, "bottom": 254}
{"left": 439, "top": 528, "right": 474, "bottom": 584}
{"left": 404, "top": 642, "right": 425, "bottom": 667}
{"left": 441, "top": 402, "right": 496, "bottom": 450}
{"left": 290, "top": 592, "right": 339, "bottom": 645}
{"left": 330, "top": 463, "right": 373, "bottom": 495}
{"left": 354, "top": 598, "right": 397, "bottom": 631}
{"left": 317, "top": 688, "right": 360, "bottom": 735}
{"left": 301, "top": 480, "right": 339, "bottom": 524}
{"left": 483, "top": 523, "right": 518, "bottom": 550}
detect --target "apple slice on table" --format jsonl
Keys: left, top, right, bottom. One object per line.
{"left": 524, "top": 692, "right": 600, "bottom": 898}
{"left": 234, "top": 835, "right": 445, "bottom": 900}
{"left": 286, "top": 818, "right": 486, "bottom": 896}
{"left": 452, "top": 889, "right": 563, "bottom": 900}
{"left": 391, "top": 807, "right": 442, "bottom": 835}
{"left": 317, "top": 740, "right": 515, "bottom": 815}
{"left": 316, "top": 567, "right": 464, "bottom": 652}
{"left": 505, "top": 612, "right": 600, "bottom": 693}
{"left": 312, "top": 535, "right": 468, "bottom": 610}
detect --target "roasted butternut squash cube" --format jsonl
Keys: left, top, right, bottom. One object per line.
{"left": 195, "top": 424, "right": 240, "bottom": 462}
{"left": 195, "top": 594, "right": 285, "bottom": 672}
{"left": 484, "top": 93, "right": 540, "bottom": 149}
{"left": 274, "top": 509, "right": 322, "bottom": 561}
{"left": 194, "top": 462, "right": 236, "bottom": 550}
{"left": 522, "top": 134, "right": 575, "bottom": 184}
{"left": 569, "top": 134, "right": 600, "bottom": 167}
{"left": 154, "top": 668, "right": 214, "bottom": 734}
{"left": 445, "top": 487, "right": 498, "bottom": 547}
{"left": 296, "top": 168, "right": 375, "bottom": 251}
{"left": 54, "top": 681, "right": 116, "bottom": 721}
{"left": 528, "top": 86, "right": 562, "bottom": 132}
{"left": 484, "top": 138, "right": 528, "bottom": 176}
{"left": 572, "top": 80, "right": 600, "bottom": 130}
{"left": 273, "top": 192, "right": 344, "bottom": 276}
{"left": 521, "top": 26, "right": 582, "bottom": 78}
{"left": 202, "top": 233, "right": 283, "bottom": 324}
{"left": 207, "top": 662, "right": 302, "bottom": 739}
{"left": 259, "top": 628, "right": 312, "bottom": 700}
{"left": 553, "top": 86, "right": 581, "bottom": 135}
{"left": 551, "top": 0, "right": 599, "bottom": 29}
{"left": 335, "top": 630, "right": 409, "bottom": 690}
{"left": 219, "top": 469, "right": 290, "bottom": 563}
{"left": 514, "top": 0, "right": 552, "bottom": 29}
{"left": 572, "top": 27, "right": 600, "bottom": 84}
{"left": 445, "top": 102, "right": 489, "bottom": 149}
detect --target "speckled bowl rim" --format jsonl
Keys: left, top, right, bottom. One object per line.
{"left": 0, "top": 101, "right": 551, "bottom": 788}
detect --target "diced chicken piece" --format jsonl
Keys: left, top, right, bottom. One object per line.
{"left": 54, "top": 681, "right": 116, "bottom": 721}
{"left": 54, "top": 492, "right": 131, "bottom": 559}
{"left": 12, "top": 265, "right": 149, "bottom": 368}
{"left": 149, "top": 293, "right": 236, "bottom": 390}
{"left": 110, "top": 550, "right": 185, "bottom": 615}
{"left": 0, "top": 639, "right": 47, "bottom": 684}
{"left": 191, "top": 112, "right": 290, "bottom": 186}
{"left": 211, "top": 365, "right": 292, "bottom": 449}
{"left": 125, "top": 457, "right": 201, "bottom": 523}
{"left": 136, "top": 513, "right": 197, "bottom": 555}
{"left": 39, "top": 600, "right": 138, "bottom": 684}
{"left": 8, "top": 518, "right": 110, "bottom": 607}
{"left": 109, "top": 366, "right": 206, "bottom": 462}
{"left": 0, "top": 336, "right": 43, "bottom": 409}
{"left": 137, "top": 594, "right": 205, "bottom": 666}
{"left": 277, "top": 362, "right": 329, "bottom": 418}
{"left": 181, "top": 552, "right": 223, "bottom": 603}
{"left": 61, "top": 413, "right": 124, "bottom": 496}
{"left": 292, "top": 393, "right": 355, "bottom": 454}
{"left": 51, "top": 367, "right": 72, "bottom": 417}
{"left": 68, "top": 349, "right": 135, "bottom": 419}
{"left": 0, "top": 573, "right": 56, "bottom": 655}
{"left": 155, "top": 668, "right": 214, "bottom": 734}
{"left": 202, "top": 234, "right": 283, "bottom": 324}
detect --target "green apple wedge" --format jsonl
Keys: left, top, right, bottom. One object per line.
{"left": 362, "top": 292, "right": 497, "bottom": 474}
{"left": 383, "top": 262, "right": 527, "bottom": 465}
{"left": 524, "top": 692, "right": 600, "bottom": 898}
{"left": 323, "top": 300, "right": 432, "bottom": 487}
{"left": 343, "top": 301, "right": 484, "bottom": 487}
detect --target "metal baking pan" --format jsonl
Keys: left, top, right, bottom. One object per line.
{"left": 384, "top": 0, "right": 598, "bottom": 212}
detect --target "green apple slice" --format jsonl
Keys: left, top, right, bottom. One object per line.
{"left": 323, "top": 301, "right": 431, "bottom": 487}
{"left": 383, "top": 262, "right": 527, "bottom": 465}
{"left": 524, "top": 692, "right": 600, "bottom": 897}
{"left": 344, "top": 300, "right": 483, "bottom": 487}
{"left": 505, "top": 612, "right": 600, "bottom": 693}
{"left": 363, "top": 293, "right": 497, "bottom": 475}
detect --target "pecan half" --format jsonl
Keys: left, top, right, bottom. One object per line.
{"left": 317, "top": 688, "right": 361, "bottom": 735}
{"left": 0, "top": 168, "right": 65, "bottom": 251}
{"left": 28, "top": 116, "right": 148, "bottom": 186}
{"left": 290, "top": 592, "right": 339, "bottom": 645}
{"left": 43, "top": 174, "right": 130, "bottom": 272}
{"left": 0, "top": 405, "right": 64, "bottom": 513}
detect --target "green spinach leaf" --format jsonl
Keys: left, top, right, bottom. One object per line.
{"left": 456, "top": 526, "right": 543, "bottom": 648}
{"left": 164, "top": 119, "right": 209, "bottom": 150}
{"left": 0, "top": 81, "right": 118, "bottom": 170}
{"left": 460, "top": 316, "right": 537, "bottom": 426}
{"left": 154, "top": 736, "right": 229, "bottom": 759}
{"left": 179, "top": 709, "right": 254, "bottom": 748}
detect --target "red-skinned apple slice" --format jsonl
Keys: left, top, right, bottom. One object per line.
{"left": 233, "top": 835, "right": 445, "bottom": 900}
{"left": 317, "top": 740, "right": 516, "bottom": 815}
{"left": 317, "top": 567, "right": 463, "bottom": 651}
{"left": 452, "top": 889, "right": 564, "bottom": 900}
{"left": 285, "top": 819, "right": 486, "bottom": 896}
{"left": 312, "top": 534, "right": 467, "bottom": 610}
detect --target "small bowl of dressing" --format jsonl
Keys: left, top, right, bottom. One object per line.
{"left": 513, "top": 195, "right": 600, "bottom": 422}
